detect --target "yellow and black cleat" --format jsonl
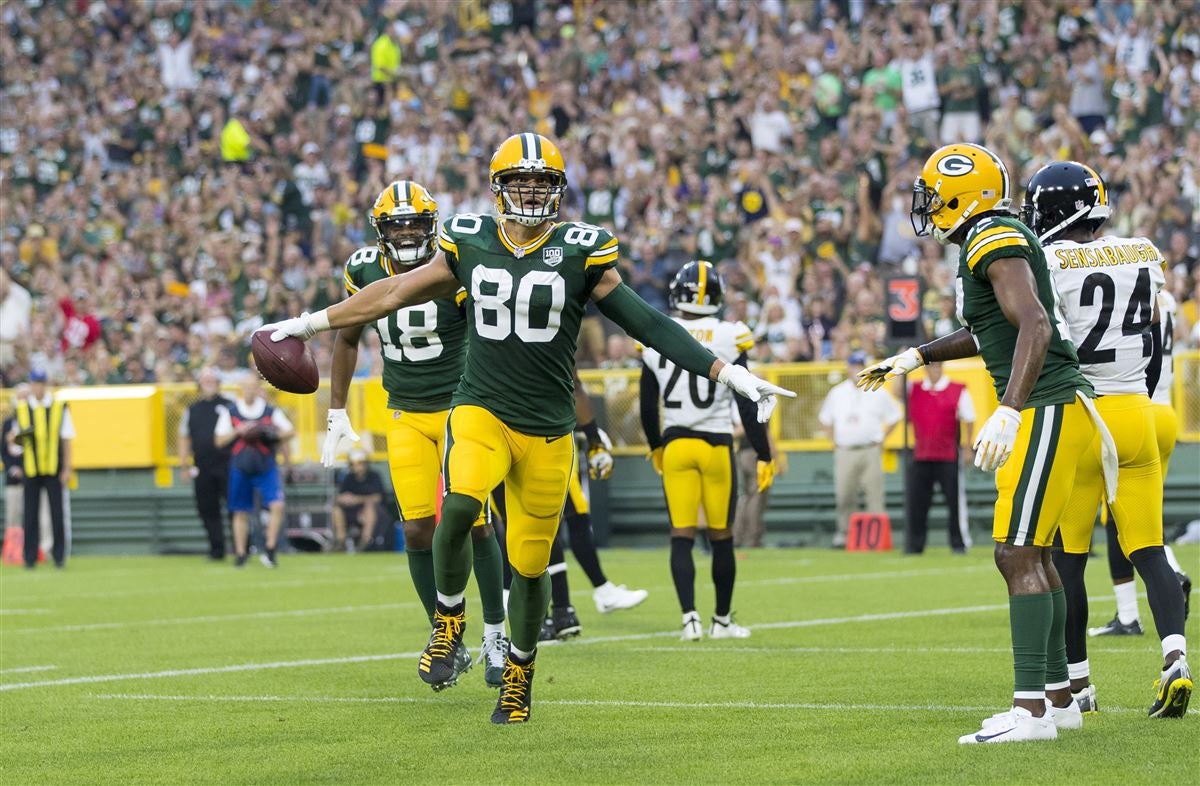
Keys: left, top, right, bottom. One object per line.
{"left": 418, "top": 601, "right": 469, "bottom": 691}
{"left": 1149, "top": 657, "right": 1192, "bottom": 718}
{"left": 491, "top": 652, "right": 536, "bottom": 724}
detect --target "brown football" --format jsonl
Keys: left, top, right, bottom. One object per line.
{"left": 251, "top": 331, "right": 319, "bottom": 394}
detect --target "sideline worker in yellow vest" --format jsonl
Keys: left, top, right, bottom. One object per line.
{"left": 7, "top": 369, "right": 74, "bottom": 569}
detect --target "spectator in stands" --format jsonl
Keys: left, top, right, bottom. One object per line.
{"left": 818, "top": 351, "right": 902, "bottom": 548}
{"left": 904, "top": 362, "right": 976, "bottom": 555}
{"left": 331, "top": 448, "right": 385, "bottom": 553}
{"left": 214, "top": 373, "right": 293, "bottom": 569}
{"left": 178, "top": 368, "right": 233, "bottom": 560}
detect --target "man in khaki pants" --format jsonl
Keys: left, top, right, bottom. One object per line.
{"left": 818, "top": 351, "right": 902, "bottom": 547}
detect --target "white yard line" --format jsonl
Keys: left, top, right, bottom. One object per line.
{"left": 0, "top": 665, "right": 56, "bottom": 674}
{"left": 88, "top": 693, "right": 1195, "bottom": 716}
{"left": 0, "top": 609, "right": 50, "bottom": 616}
{"left": 0, "top": 600, "right": 1016, "bottom": 692}
{"left": 632, "top": 646, "right": 1160, "bottom": 655}
{"left": 14, "top": 602, "right": 419, "bottom": 634}
{"left": 0, "top": 652, "right": 423, "bottom": 692}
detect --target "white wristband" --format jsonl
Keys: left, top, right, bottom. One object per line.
{"left": 310, "top": 309, "right": 331, "bottom": 334}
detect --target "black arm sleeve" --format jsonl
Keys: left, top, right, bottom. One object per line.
{"left": 596, "top": 283, "right": 719, "bottom": 378}
{"left": 1145, "top": 322, "right": 1164, "bottom": 398}
{"left": 639, "top": 362, "right": 662, "bottom": 450}
{"left": 732, "top": 353, "right": 772, "bottom": 461}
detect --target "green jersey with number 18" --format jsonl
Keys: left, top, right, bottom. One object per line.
{"left": 956, "top": 215, "right": 1093, "bottom": 408}
{"left": 438, "top": 214, "right": 619, "bottom": 436}
{"left": 343, "top": 246, "right": 468, "bottom": 412}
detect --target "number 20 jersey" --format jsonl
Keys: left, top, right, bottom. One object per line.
{"left": 1044, "top": 235, "right": 1165, "bottom": 396}
{"left": 640, "top": 316, "right": 754, "bottom": 436}
{"left": 438, "top": 214, "right": 619, "bottom": 436}
{"left": 343, "top": 246, "right": 467, "bottom": 412}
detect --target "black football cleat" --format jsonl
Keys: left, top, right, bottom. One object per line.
{"left": 1149, "top": 657, "right": 1193, "bottom": 718}
{"left": 418, "top": 601, "right": 469, "bottom": 691}
{"left": 1087, "top": 614, "right": 1143, "bottom": 637}
{"left": 549, "top": 605, "right": 581, "bottom": 640}
{"left": 491, "top": 651, "right": 536, "bottom": 724}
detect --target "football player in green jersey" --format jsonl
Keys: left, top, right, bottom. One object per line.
{"left": 321, "top": 180, "right": 508, "bottom": 690}
{"left": 857, "top": 143, "right": 1114, "bottom": 744}
{"left": 264, "top": 132, "right": 792, "bottom": 724}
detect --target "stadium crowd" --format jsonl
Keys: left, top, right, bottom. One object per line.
{"left": 1, "top": 0, "right": 1199, "bottom": 389}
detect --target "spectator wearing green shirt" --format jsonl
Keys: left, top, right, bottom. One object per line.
{"left": 937, "top": 46, "right": 984, "bottom": 143}
{"left": 862, "top": 49, "right": 903, "bottom": 129}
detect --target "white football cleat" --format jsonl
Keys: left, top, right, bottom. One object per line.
{"left": 1071, "top": 683, "right": 1098, "bottom": 714}
{"left": 593, "top": 582, "right": 648, "bottom": 614}
{"left": 708, "top": 615, "right": 751, "bottom": 639}
{"left": 1045, "top": 699, "right": 1083, "bottom": 730}
{"left": 958, "top": 706, "right": 1058, "bottom": 744}
{"left": 681, "top": 611, "right": 703, "bottom": 641}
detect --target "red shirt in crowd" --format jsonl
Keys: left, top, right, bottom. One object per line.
{"left": 909, "top": 376, "right": 976, "bottom": 463}
{"left": 59, "top": 297, "right": 101, "bottom": 353}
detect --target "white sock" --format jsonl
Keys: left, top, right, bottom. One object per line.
{"left": 437, "top": 592, "right": 464, "bottom": 608}
{"left": 483, "top": 621, "right": 506, "bottom": 639}
{"left": 1163, "top": 545, "right": 1184, "bottom": 575}
{"left": 1162, "top": 634, "right": 1188, "bottom": 661}
{"left": 1114, "top": 581, "right": 1140, "bottom": 625}
{"left": 1068, "top": 660, "right": 1090, "bottom": 682}
{"left": 713, "top": 614, "right": 731, "bottom": 625}
{"left": 509, "top": 643, "right": 534, "bottom": 661}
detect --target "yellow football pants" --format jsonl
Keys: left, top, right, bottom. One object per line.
{"left": 993, "top": 397, "right": 1095, "bottom": 548}
{"left": 1154, "top": 403, "right": 1177, "bottom": 472}
{"left": 444, "top": 405, "right": 574, "bottom": 577}
{"left": 385, "top": 409, "right": 484, "bottom": 526}
{"left": 661, "top": 437, "right": 735, "bottom": 530}
{"left": 1061, "top": 394, "right": 1162, "bottom": 556}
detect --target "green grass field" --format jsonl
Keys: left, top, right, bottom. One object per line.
{"left": 2, "top": 546, "right": 1197, "bottom": 785}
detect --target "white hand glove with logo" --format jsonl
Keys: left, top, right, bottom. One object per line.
{"left": 856, "top": 348, "right": 925, "bottom": 392}
{"left": 587, "top": 428, "right": 614, "bottom": 480}
{"left": 263, "top": 310, "right": 331, "bottom": 343}
{"left": 321, "top": 408, "right": 360, "bottom": 468}
{"left": 973, "top": 406, "right": 1022, "bottom": 472}
{"left": 717, "top": 364, "right": 796, "bottom": 422}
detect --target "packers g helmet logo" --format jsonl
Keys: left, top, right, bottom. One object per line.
{"left": 936, "top": 154, "right": 975, "bottom": 177}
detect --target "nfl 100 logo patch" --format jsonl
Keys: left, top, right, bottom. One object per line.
{"left": 543, "top": 247, "right": 563, "bottom": 266}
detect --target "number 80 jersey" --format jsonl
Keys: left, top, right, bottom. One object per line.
{"left": 640, "top": 316, "right": 755, "bottom": 436}
{"left": 439, "top": 214, "right": 620, "bottom": 436}
{"left": 343, "top": 246, "right": 468, "bottom": 412}
{"left": 1045, "top": 235, "right": 1165, "bottom": 396}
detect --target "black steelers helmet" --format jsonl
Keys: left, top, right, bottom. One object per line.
{"left": 668, "top": 260, "right": 723, "bottom": 315}
{"left": 1020, "top": 161, "right": 1111, "bottom": 243}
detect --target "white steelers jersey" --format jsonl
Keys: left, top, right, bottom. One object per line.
{"left": 1045, "top": 235, "right": 1165, "bottom": 396}
{"left": 641, "top": 316, "right": 754, "bottom": 435}
{"left": 1151, "top": 290, "right": 1176, "bottom": 407}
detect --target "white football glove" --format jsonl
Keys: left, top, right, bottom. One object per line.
{"left": 263, "top": 310, "right": 331, "bottom": 343}
{"left": 321, "top": 408, "right": 360, "bottom": 468}
{"left": 717, "top": 364, "right": 796, "bottom": 422}
{"left": 856, "top": 348, "right": 925, "bottom": 392}
{"left": 587, "top": 428, "right": 614, "bottom": 480}
{"left": 973, "top": 405, "right": 1022, "bottom": 472}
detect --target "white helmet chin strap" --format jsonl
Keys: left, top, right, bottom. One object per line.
{"left": 1038, "top": 204, "right": 1112, "bottom": 243}
{"left": 386, "top": 239, "right": 432, "bottom": 265}
{"left": 933, "top": 198, "right": 979, "bottom": 245}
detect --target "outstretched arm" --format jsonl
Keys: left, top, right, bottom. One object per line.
{"left": 267, "top": 254, "right": 460, "bottom": 340}
{"left": 590, "top": 268, "right": 794, "bottom": 421}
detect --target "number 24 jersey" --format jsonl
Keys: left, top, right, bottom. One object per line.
{"left": 1044, "top": 235, "right": 1165, "bottom": 396}
{"left": 641, "top": 316, "right": 754, "bottom": 436}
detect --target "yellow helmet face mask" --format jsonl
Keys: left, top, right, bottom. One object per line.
{"left": 489, "top": 133, "right": 568, "bottom": 227}
{"left": 369, "top": 180, "right": 439, "bottom": 267}
{"left": 911, "top": 144, "right": 1013, "bottom": 245}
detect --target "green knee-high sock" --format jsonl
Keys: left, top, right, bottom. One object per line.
{"left": 407, "top": 548, "right": 437, "bottom": 625}
{"left": 1046, "top": 586, "right": 1069, "bottom": 687}
{"left": 1010, "top": 592, "right": 1053, "bottom": 697}
{"left": 473, "top": 528, "right": 507, "bottom": 626}
{"left": 433, "top": 494, "right": 481, "bottom": 599}
{"left": 508, "top": 572, "right": 550, "bottom": 653}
